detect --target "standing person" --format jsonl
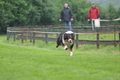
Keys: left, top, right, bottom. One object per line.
{"left": 59, "top": 3, "right": 73, "bottom": 31}
{"left": 88, "top": 2, "right": 100, "bottom": 30}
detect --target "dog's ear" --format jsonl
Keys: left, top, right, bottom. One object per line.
{"left": 64, "top": 33, "right": 68, "bottom": 39}
{"left": 64, "top": 33, "right": 67, "bottom": 37}
{"left": 71, "top": 34, "right": 75, "bottom": 37}
{"left": 71, "top": 34, "right": 75, "bottom": 39}
{"left": 73, "top": 34, "right": 75, "bottom": 37}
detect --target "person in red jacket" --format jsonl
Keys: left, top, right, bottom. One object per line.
{"left": 88, "top": 2, "right": 100, "bottom": 30}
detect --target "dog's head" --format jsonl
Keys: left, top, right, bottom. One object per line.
{"left": 64, "top": 31, "right": 74, "bottom": 43}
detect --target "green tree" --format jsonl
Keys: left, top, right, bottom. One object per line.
{"left": 0, "top": 0, "right": 120, "bottom": 34}
{"left": 107, "top": 4, "right": 117, "bottom": 20}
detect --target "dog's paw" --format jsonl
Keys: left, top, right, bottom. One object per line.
{"left": 63, "top": 45, "right": 68, "bottom": 50}
{"left": 56, "top": 45, "right": 59, "bottom": 48}
{"left": 65, "top": 48, "right": 68, "bottom": 50}
{"left": 70, "top": 52, "right": 73, "bottom": 56}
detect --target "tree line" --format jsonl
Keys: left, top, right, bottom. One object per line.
{"left": 0, "top": 0, "right": 120, "bottom": 33}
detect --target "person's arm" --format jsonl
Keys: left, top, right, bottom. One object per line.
{"left": 59, "top": 10, "right": 63, "bottom": 21}
{"left": 96, "top": 7, "right": 100, "bottom": 19}
{"left": 69, "top": 9, "right": 73, "bottom": 21}
{"left": 88, "top": 8, "right": 91, "bottom": 21}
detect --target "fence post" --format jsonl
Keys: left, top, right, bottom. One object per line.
{"left": 114, "top": 25, "right": 117, "bottom": 47}
{"left": 118, "top": 33, "right": 120, "bottom": 51}
{"left": 96, "top": 33, "right": 100, "bottom": 49}
{"left": 30, "top": 32, "right": 32, "bottom": 42}
{"left": 62, "top": 25, "right": 63, "bottom": 30}
{"left": 45, "top": 33, "right": 48, "bottom": 44}
{"left": 82, "top": 24, "right": 84, "bottom": 29}
{"left": 7, "top": 27, "right": 9, "bottom": 41}
{"left": 106, "top": 24, "right": 109, "bottom": 29}
{"left": 33, "top": 32, "right": 35, "bottom": 45}
{"left": 42, "top": 25, "right": 44, "bottom": 31}
{"left": 76, "top": 33, "right": 79, "bottom": 48}
{"left": 7, "top": 32, "right": 10, "bottom": 41}
{"left": 21, "top": 32, "right": 24, "bottom": 44}
{"left": 13, "top": 32, "right": 16, "bottom": 41}
{"left": 56, "top": 33, "right": 59, "bottom": 37}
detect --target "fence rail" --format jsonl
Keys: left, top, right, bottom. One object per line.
{"left": 7, "top": 26, "right": 120, "bottom": 49}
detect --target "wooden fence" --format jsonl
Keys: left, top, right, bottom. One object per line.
{"left": 7, "top": 26, "right": 120, "bottom": 49}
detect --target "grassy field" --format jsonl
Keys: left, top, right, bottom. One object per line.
{"left": 0, "top": 35, "right": 120, "bottom": 80}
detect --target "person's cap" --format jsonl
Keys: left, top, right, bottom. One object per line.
{"left": 92, "top": 2, "right": 95, "bottom": 4}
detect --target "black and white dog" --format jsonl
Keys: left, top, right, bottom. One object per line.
{"left": 56, "top": 31, "right": 75, "bottom": 56}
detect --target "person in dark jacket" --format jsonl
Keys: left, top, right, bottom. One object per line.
{"left": 59, "top": 3, "right": 73, "bottom": 31}
{"left": 88, "top": 2, "right": 100, "bottom": 30}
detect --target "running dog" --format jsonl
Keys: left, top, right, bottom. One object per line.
{"left": 56, "top": 31, "right": 75, "bottom": 56}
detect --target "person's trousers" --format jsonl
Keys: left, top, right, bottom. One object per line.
{"left": 91, "top": 20, "right": 98, "bottom": 31}
{"left": 64, "top": 21, "right": 72, "bottom": 31}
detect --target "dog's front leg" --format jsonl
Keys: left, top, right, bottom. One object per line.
{"left": 70, "top": 51, "right": 73, "bottom": 56}
{"left": 69, "top": 44, "right": 74, "bottom": 56}
{"left": 63, "top": 44, "right": 68, "bottom": 50}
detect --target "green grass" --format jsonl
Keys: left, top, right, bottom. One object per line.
{"left": 0, "top": 35, "right": 120, "bottom": 80}
{"left": 79, "top": 33, "right": 119, "bottom": 40}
